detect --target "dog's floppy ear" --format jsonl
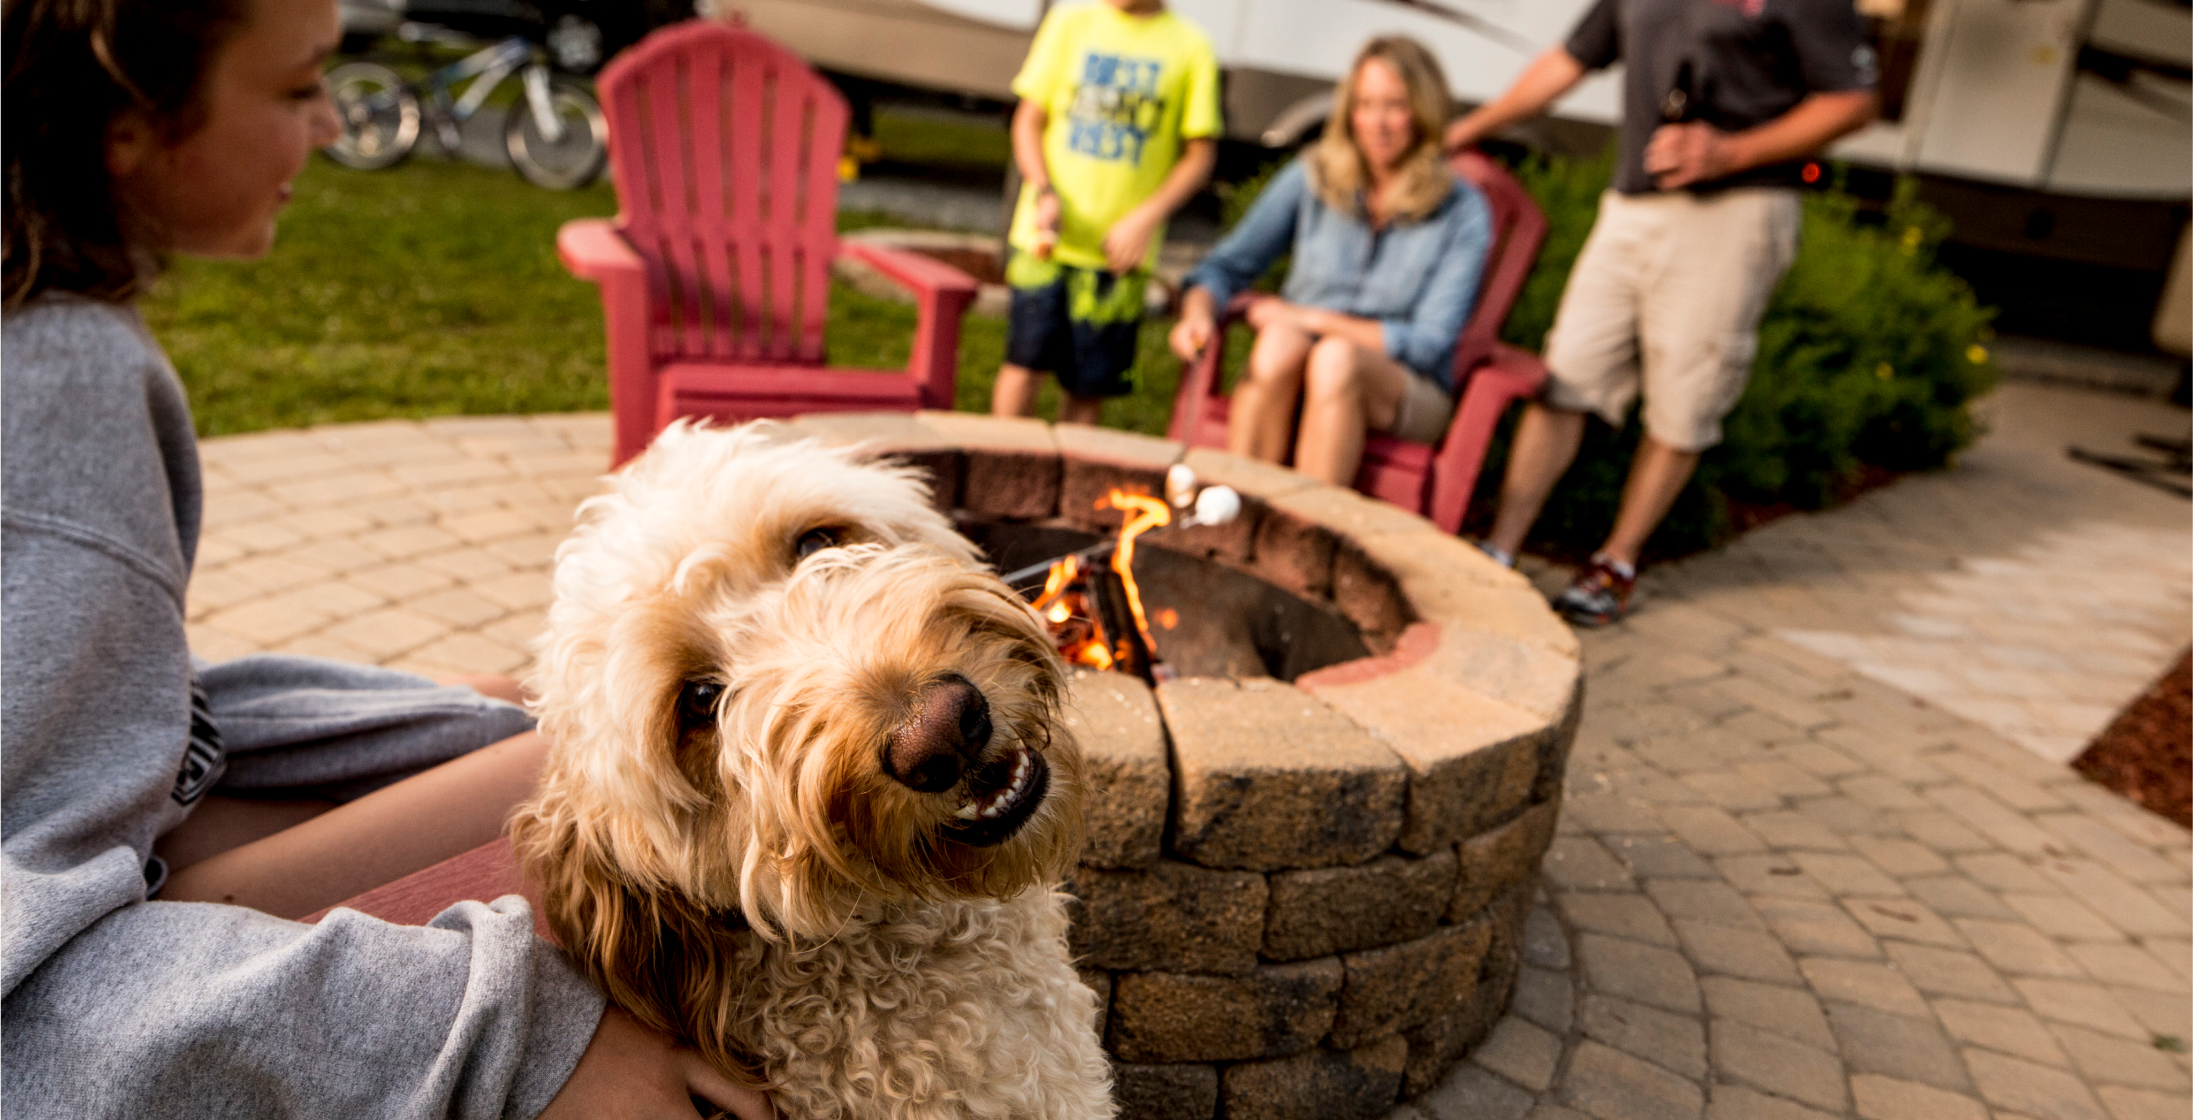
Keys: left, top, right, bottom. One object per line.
{"left": 515, "top": 812, "right": 759, "bottom": 1081}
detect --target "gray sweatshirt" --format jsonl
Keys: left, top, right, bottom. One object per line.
{"left": 2, "top": 298, "right": 605, "bottom": 1118}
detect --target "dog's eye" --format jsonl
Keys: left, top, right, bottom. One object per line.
{"left": 677, "top": 680, "right": 725, "bottom": 729}
{"left": 794, "top": 527, "right": 842, "bottom": 560}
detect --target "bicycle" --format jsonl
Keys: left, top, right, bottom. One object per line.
{"left": 324, "top": 30, "right": 609, "bottom": 190}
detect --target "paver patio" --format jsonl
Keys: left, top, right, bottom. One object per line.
{"left": 184, "top": 382, "right": 2191, "bottom": 1120}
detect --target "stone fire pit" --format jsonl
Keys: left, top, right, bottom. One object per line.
{"left": 770, "top": 411, "right": 1583, "bottom": 1120}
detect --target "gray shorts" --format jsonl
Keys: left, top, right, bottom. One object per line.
{"left": 1383, "top": 371, "right": 1456, "bottom": 445}
{"left": 196, "top": 652, "right": 534, "bottom": 802}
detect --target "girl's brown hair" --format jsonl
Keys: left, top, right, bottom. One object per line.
{"left": 1308, "top": 36, "right": 1455, "bottom": 225}
{"left": 3, "top": 0, "right": 251, "bottom": 311}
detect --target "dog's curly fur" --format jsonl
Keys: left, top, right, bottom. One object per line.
{"left": 510, "top": 422, "right": 1115, "bottom": 1120}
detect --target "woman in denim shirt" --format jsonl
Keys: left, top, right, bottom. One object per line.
{"left": 1171, "top": 36, "right": 1491, "bottom": 486}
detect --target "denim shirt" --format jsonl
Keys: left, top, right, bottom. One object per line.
{"left": 1182, "top": 157, "right": 1493, "bottom": 393}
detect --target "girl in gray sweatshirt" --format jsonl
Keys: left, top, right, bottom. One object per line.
{"left": 2, "top": 1, "right": 769, "bottom": 1116}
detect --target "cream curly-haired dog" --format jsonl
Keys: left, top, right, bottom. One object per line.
{"left": 509, "top": 422, "right": 1114, "bottom": 1120}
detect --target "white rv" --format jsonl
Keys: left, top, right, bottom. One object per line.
{"left": 725, "top": 0, "right": 2191, "bottom": 345}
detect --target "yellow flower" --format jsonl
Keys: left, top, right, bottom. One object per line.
{"left": 1966, "top": 344, "right": 1989, "bottom": 365}
{"left": 1875, "top": 362, "right": 1893, "bottom": 380}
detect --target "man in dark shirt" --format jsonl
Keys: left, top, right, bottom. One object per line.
{"left": 1447, "top": 0, "right": 1876, "bottom": 625}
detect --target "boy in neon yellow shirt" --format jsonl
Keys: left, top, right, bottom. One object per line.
{"left": 990, "top": 0, "right": 1221, "bottom": 424}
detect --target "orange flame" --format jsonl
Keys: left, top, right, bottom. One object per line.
{"left": 1099, "top": 489, "right": 1170, "bottom": 658}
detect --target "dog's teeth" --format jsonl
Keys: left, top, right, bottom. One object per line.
{"left": 954, "top": 803, "right": 981, "bottom": 820}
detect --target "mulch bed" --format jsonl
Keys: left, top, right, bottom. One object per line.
{"left": 2073, "top": 648, "right": 2192, "bottom": 829}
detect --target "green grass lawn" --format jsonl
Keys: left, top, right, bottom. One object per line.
{"left": 144, "top": 155, "right": 1195, "bottom": 438}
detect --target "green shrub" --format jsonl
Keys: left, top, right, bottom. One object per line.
{"left": 1479, "top": 152, "right": 1996, "bottom": 557}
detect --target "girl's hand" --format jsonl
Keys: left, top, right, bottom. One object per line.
{"left": 540, "top": 1007, "right": 775, "bottom": 1120}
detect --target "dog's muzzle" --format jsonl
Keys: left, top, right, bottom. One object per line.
{"left": 885, "top": 675, "right": 1050, "bottom": 848}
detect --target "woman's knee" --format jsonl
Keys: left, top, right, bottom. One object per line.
{"left": 1304, "top": 338, "right": 1367, "bottom": 401}
{"left": 1246, "top": 330, "right": 1311, "bottom": 386}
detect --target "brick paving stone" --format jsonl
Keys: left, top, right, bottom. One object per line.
{"left": 1882, "top": 942, "right": 2016, "bottom": 1003}
{"left": 1701, "top": 1084, "right": 1839, "bottom": 1120}
{"left": 1655, "top": 806, "right": 1768, "bottom": 856}
{"left": 1903, "top": 875, "right": 2016, "bottom": 919}
{"left": 1646, "top": 880, "right": 1764, "bottom": 930}
{"left": 2111, "top": 986, "right": 2193, "bottom": 1042}
{"left": 404, "top": 632, "right": 528, "bottom": 676}
{"left": 1512, "top": 966, "right": 1575, "bottom": 1032}
{"left": 1576, "top": 934, "right": 1702, "bottom": 1013}
{"left": 405, "top": 588, "right": 508, "bottom": 628}
{"left": 1848, "top": 1074, "right": 1990, "bottom": 1120}
{"left": 1964, "top": 1048, "right": 2110, "bottom": 1120}
{"left": 2012, "top": 979, "right": 2150, "bottom": 1040}
{"left": 1699, "top": 976, "right": 1835, "bottom": 1050}
{"left": 1849, "top": 836, "right": 1951, "bottom": 878}
{"left": 1716, "top": 856, "right": 1832, "bottom": 901}
{"left": 1956, "top": 918, "right": 2086, "bottom": 978}
{"left": 1754, "top": 898, "right": 1883, "bottom": 959}
{"left": 2048, "top": 1024, "right": 2192, "bottom": 1092}
{"left": 1559, "top": 1041, "right": 1705, "bottom": 1120}
{"left": 1842, "top": 896, "right": 1966, "bottom": 947}
{"left": 1791, "top": 853, "right": 1908, "bottom": 897}
{"left": 1524, "top": 907, "right": 1571, "bottom": 969}
{"left": 2035, "top": 860, "right": 2190, "bottom": 939}
{"left": 1793, "top": 796, "right": 1894, "bottom": 838}
{"left": 1559, "top": 892, "right": 1679, "bottom": 947}
{"left": 1544, "top": 836, "right": 1638, "bottom": 892}
{"left": 1837, "top": 775, "right": 1932, "bottom": 812}
{"left": 1470, "top": 1017, "right": 1562, "bottom": 1091}
{"left": 1565, "top": 794, "right": 1668, "bottom": 834}
{"left": 1421, "top": 1063, "right": 1535, "bottom": 1120}
{"left": 2095, "top": 1086, "right": 2193, "bottom": 1120}
{"left": 1740, "top": 811, "right": 1852, "bottom": 853}
{"left": 2003, "top": 892, "right": 2128, "bottom": 942}
{"left": 321, "top": 608, "right": 449, "bottom": 660}
{"left": 1674, "top": 920, "right": 1803, "bottom": 985}
{"left": 1602, "top": 833, "right": 1722, "bottom": 879}
{"left": 1731, "top": 761, "right": 1832, "bottom": 800}
{"left": 1577, "top": 993, "right": 1706, "bottom": 1079}
{"left": 1824, "top": 1000, "right": 1972, "bottom": 1091}
{"left": 1933, "top": 998, "right": 2072, "bottom": 1066}
{"left": 1930, "top": 787, "right": 2059, "bottom": 855}
{"left": 1958, "top": 853, "right": 2058, "bottom": 894}
{"left": 1679, "top": 773, "right": 1783, "bottom": 812}
{"left": 2035, "top": 815, "right": 2188, "bottom": 887}
{"left": 1887, "top": 810, "right": 1996, "bottom": 855}
{"left": 1709, "top": 1019, "right": 1847, "bottom": 1112}
{"left": 1930, "top": 751, "right": 2068, "bottom": 811}
{"left": 1797, "top": 956, "right": 1930, "bottom": 1017}
{"left": 2065, "top": 943, "right": 2193, "bottom": 994}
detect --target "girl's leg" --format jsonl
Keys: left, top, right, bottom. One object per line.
{"left": 1228, "top": 324, "right": 1313, "bottom": 463}
{"left": 153, "top": 673, "right": 532, "bottom": 875}
{"left": 1294, "top": 337, "right": 1412, "bottom": 486}
{"left": 160, "top": 729, "right": 550, "bottom": 920}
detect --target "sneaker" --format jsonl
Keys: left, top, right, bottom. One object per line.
{"left": 1553, "top": 557, "right": 1635, "bottom": 627}
{"left": 1474, "top": 540, "right": 1515, "bottom": 569}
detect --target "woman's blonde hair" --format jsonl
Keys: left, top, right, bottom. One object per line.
{"left": 1308, "top": 36, "right": 1455, "bottom": 223}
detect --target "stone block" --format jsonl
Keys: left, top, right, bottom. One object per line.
{"left": 1330, "top": 539, "right": 1415, "bottom": 652}
{"left": 1220, "top": 1036, "right": 1406, "bottom": 1120}
{"left": 1264, "top": 850, "right": 1457, "bottom": 961}
{"left": 1299, "top": 629, "right": 1550, "bottom": 855}
{"left": 1331, "top": 921, "right": 1495, "bottom": 1047}
{"left": 777, "top": 411, "right": 965, "bottom": 511}
{"left": 1067, "top": 861, "right": 1268, "bottom": 976}
{"left": 1451, "top": 801, "right": 1561, "bottom": 920}
{"left": 1250, "top": 508, "right": 1337, "bottom": 598}
{"left": 1357, "top": 538, "right": 1578, "bottom": 659}
{"left": 1178, "top": 446, "right": 1320, "bottom": 504}
{"left": 916, "top": 410, "right": 1058, "bottom": 520}
{"left": 1108, "top": 959, "right": 1343, "bottom": 1063}
{"left": 1400, "top": 961, "right": 1513, "bottom": 1097}
{"left": 1158, "top": 677, "right": 1405, "bottom": 871}
{"left": 1064, "top": 669, "right": 1169, "bottom": 868}
{"left": 1111, "top": 1062, "right": 1217, "bottom": 1120}
{"left": 1535, "top": 684, "right": 1583, "bottom": 805}
{"left": 1054, "top": 423, "right": 1181, "bottom": 531}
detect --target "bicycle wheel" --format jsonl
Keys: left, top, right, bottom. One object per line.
{"left": 505, "top": 74, "right": 609, "bottom": 190}
{"left": 323, "top": 62, "right": 420, "bottom": 171}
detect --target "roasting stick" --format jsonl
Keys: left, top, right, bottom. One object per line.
{"left": 998, "top": 479, "right": 1242, "bottom": 588}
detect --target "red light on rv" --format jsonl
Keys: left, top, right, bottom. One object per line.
{"left": 1801, "top": 162, "right": 1822, "bottom": 184}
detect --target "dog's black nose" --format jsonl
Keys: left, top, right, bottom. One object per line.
{"left": 884, "top": 675, "right": 992, "bottom": 792}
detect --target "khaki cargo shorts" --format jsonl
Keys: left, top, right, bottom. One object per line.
{"left": 1540, "top": 188, "right": 1801, "bottom": 452}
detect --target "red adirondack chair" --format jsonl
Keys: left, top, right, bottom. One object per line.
{"left": 558, "top": 21, "right": 979, "bottom": 467}
{"left": 1167, "top": 150, "right": 1549, "bottom": 535}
